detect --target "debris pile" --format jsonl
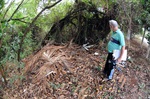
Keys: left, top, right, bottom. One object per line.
{"left": 20, "top": 43, "right": 104, "bottom": 98}
{"left": 2, "top": 40, "right": 150, "bottom": 99}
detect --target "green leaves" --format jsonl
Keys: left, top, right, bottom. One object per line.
{"left": 146, "top": 32, "right": 150, "bottom": 43}
{"left": 138, "top": 0, "right": 150, "bottom": 25}
{"left": 0, "top": 0, "right": 4, "bottom": 10}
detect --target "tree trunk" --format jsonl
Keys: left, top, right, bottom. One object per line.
{"left": 126, "top": 18, "right": 132, "bottom": 47}
{"left": 141, "top": 27, "right": 146, "bottom": 48}
{"left": 146, "top": 44, "right": 150, "bottom": 59}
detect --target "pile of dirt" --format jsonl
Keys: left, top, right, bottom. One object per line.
{"left": 2, "top": 40, "right": 150, "bottom": 99}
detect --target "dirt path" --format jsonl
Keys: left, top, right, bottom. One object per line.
{"left": 134, "top": 35, "right": 149, "bottom": 48}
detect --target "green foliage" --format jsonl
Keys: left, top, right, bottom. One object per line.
{"left": 0, "top": 0, "right": 39, "bottom": 65}
{"left": 146, "top": 32, "right": 150, "bottom": 44}
{"left": 0, "top": 0, "right": 4, "bottom": 11}
{"left": 36, "top": 0, "right": 74, "bottom": 34}
{"left": 138, "top": 82, "right": 145, "bottom": 89}
{"left": 138, "top": 0, "right": 150, "bottom": 26}
{"left": 9, "top": 74, "right": 25, "bottom": 86}
{"left": 50, "top": 82, "right": 61, "bottom": 89}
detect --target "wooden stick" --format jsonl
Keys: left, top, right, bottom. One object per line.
{"left": 120, "top": 77, "right": 126, "bottom": 89}
{"left": 119, "top": 74, "right": 124, "bottom": 83}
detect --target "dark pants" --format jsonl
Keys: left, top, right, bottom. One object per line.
{"left": 103, "top": 53, "right": 113, "bottom": 77}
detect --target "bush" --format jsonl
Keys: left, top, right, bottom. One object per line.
{"left": 146, "top": 32, "right": 150, "bottom": 44}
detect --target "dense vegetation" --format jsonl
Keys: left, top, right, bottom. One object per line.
{"left": 0, "top": 0, "right": 150, "bottom": 98}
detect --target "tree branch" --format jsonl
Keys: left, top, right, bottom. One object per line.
{"left": 17, "top": 0, "right": 62, "bottom": 61}
{"left": 3, "top": 0, "right": 15, "bottom": 19}
{"left": 1, "top": 17, "right": 28, "bottom": 23}
{"left": 121, "top": 0, "right": 130, "bottom": 18}
{"left": 8, "top": 0, "right": 25, "bottom": 22}
{"left": 11, "top": 17, "right": 30, "bottom": 24}
{"left": 31, "top": 0, "right": 62, "bottom": 25}
{"left": 12, "top": 17, "right": 27, "bottom": 20}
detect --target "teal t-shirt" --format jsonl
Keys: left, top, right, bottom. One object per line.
{"left": 107, "top": 29, "right": 125, "bottom": 53}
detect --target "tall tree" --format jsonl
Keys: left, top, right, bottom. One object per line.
{"left": 140, "top": 0, "right": 150, "bottom": 47}
{"left": 146, "top": 32, "right": 150, "bottom": 58}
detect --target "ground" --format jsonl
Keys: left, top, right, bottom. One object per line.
{"left": 1, "top": 39, "right": 150, "bottom": 99}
